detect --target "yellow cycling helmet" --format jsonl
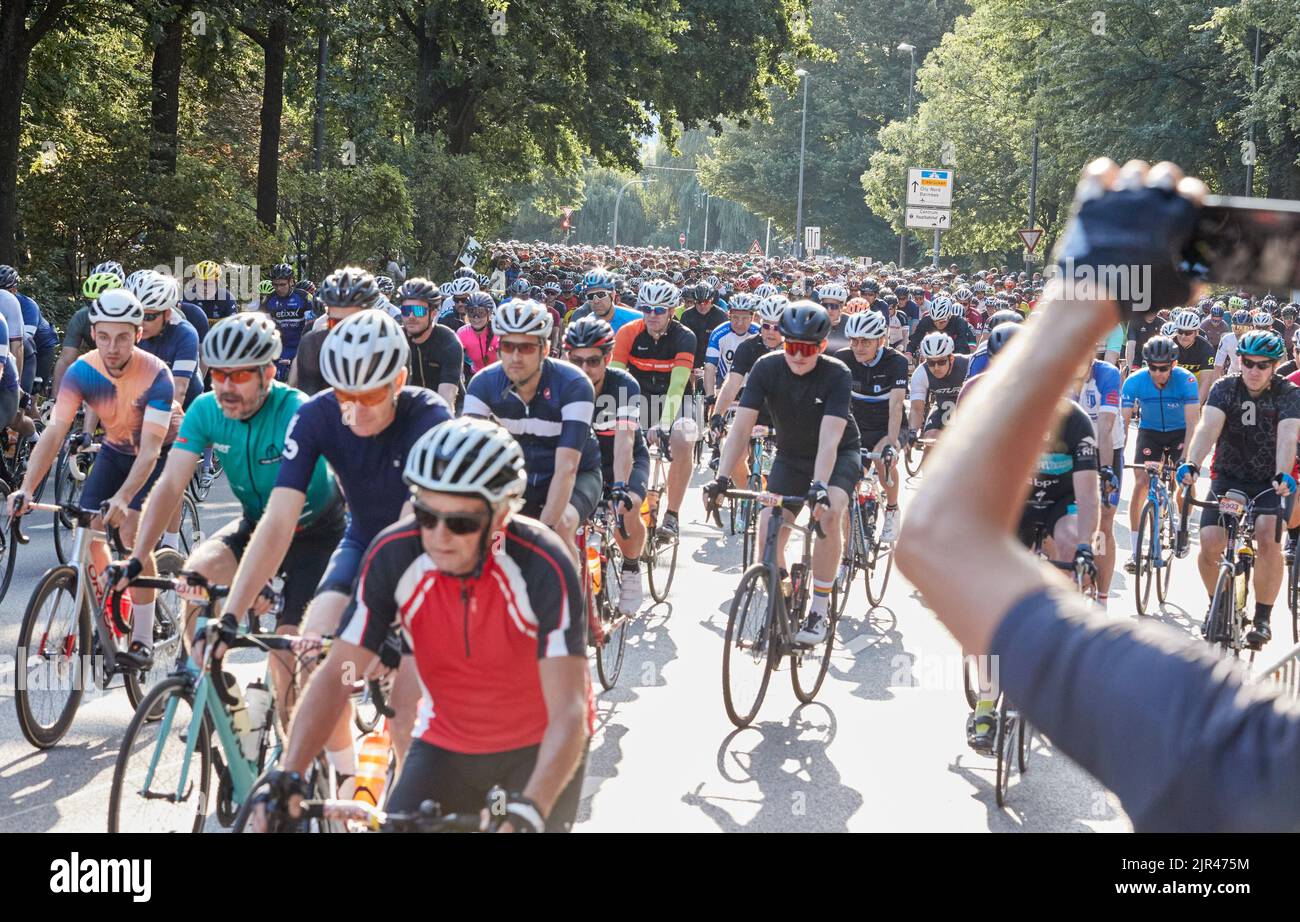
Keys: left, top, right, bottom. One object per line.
{"left": 82, "top": 271, "right": 123, "bottom": 300}
{"left": 194, "top": 259, "right": 222, "bottom": 281}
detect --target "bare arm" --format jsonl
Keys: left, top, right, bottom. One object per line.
{"left": 541, "top": 447, "right": 580, "bottom": 529}
{"left": 131, "top": 449, "right": 201, "bottom": 562}
{"left": 283, "top": 640, "right": 377, "bottom": 773}
{"left": 713, "top": 371, "right": 743, "bottom": 419}
{"left": 1073, "top": 470, "right": 1100, "bottom": 548}
{"left": 51, "top": 347, "right": 78, "bottom": 395}
{"left": 715, "top": 407, "right": 758, "bottom": 482}
{"left": 1197, "top": 368, "right": 1217, "bottom": 405}
{"left": 522, "top": 657, "right": 589, "bottom": 819}
{"left": 1276, "top": 418, "right": 1300, "bottom": 483}
{"left": 223, "top": 487, "right": 307, "bottom": 620}
{"left": 17, "top": 415, "right": 70, "bottom": 496}
{"left": 612, "top": 425, "right": 633, "bottom": 484}
{"left": 886, "top": 389, "right": 904, "bottom": 444}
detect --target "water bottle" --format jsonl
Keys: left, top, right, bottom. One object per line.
{"left": 586, "top": 535, "right": 602, "bottom": 595}
{"left": 241, "top": 680, "right": 272, "bottom": 762}
{"left": 221, "top": 672, "right": 255, "bottom": 759}
{"left": 353, "top": 724, "right": 392, "bottom": 807}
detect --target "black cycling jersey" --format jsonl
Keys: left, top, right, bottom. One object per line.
{"left": 677, "top": 305, "right": 730, "bottom": 368}
{"left": 835, "top": 345, "right": 908, "bottom": 433}
{"left": 1176, "top": 334, "right": 1216, "bottom": 375}
{"left": 1126, "top": 316, "right": 1164, "bottom": 362}
{"left": 291, "top": 327, "right": 327, "bottom": 395}
{"left": 729, "top": 336, "right": 776, "bottom": 428}
{"left": 1205, "top": 374, "right": 1300, "bottom": 482}
{"left": 1027, "top": 400, "right": 1098, "bottom": 508}
{"left": 739, "top": 351, "right": 860, "bottom": 460}
{"left": 907, "top": 315, "right": 977, "bottom": 355}
{"left": 407, "top": 325, "right": 464, "bottom": 392}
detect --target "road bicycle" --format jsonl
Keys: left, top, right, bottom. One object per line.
{"left": 641, "top": 432, "right": 678, "bottom": 603}
{"left": 837, "top": 449, "right": 894, "bottom": 611}
{"left": 902, "top": 429, "right": 936, "bottom": 478}
{"left": 250, "top": 787, "right": 506, "bottom": 833}
{"left": 52, "top": 432, "right": 96, "bottom": 565}
{"left": 579, "top": 493, "right": 634, "bottom": 690}
{"left": 725, "top": 424, "right": 775, "bottom": 567}
{"left": 13, "top": 502, "right": 185, "bottom": 748}
{"left": 1126, "top": 456, "right": 1180, "bottom": 616}
{"left": 717, "top": 490, "right": 840, "bottom": 728}
{"left": 1182, "top": 488, "right": 1290, "bottom": 659}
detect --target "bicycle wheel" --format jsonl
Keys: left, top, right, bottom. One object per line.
{"left": 1154, "top": 499, "right": 1176, "bottom": 604}
{"left": 647, "top": 525, "right": 678, "bottom": 603}
{"left": 0, "top": 477, "right": 17, "bottom": 605}
{"left": 722, "top": 564, "right": 778, "bottom": 727}
{"left": 791, "top": 588, "right": 838, "bottom": 704}
{"left": 862, "top": 502, "right": 893, "bottom": 607}
{"left": 1206, "top": 568, "right": 1236, "bottom": 657}
{"left": 903, "top": 440, "right": 923, "bottom": 477}
{"left": 15, "top": 566, "right": 91, "bottom": 749}
{"left": 179, "top": 493, "right": 202, "bottom": 557}
{"left": 994, "top": 699, "right": 1016, "bottom": 807}
{"left": 52, "top": 446, "right": 83, "bottom": 565}
{"left": 834, "top": 502, "right": 860, "bottom": 617}
{"left": 1291, "top": 554, "right": 1300, "bottom": 644}
{"left": 352, "top": 681, "right": 381, "bottom": 734}
{"left": 596, "top": 539, "right": 628, "bottom": 690}
{"left": 125, "top": 548, "right": 187, "bottom": 715}
{"left": 1133, "top": 501, "right": 1156, "bottom": 616}
{"left": 107, "top": 675, "right": 211, "bottom": 833}
{"left": 232, "top": 757, "right": 346, "bottom": 833}
{"left": 1018, "top": 711, "right": 1033, "bottom": 772}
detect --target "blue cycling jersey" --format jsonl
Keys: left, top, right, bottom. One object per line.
{"left": 178, "top": 300, "right": 210, "bottom": 341}
{"left": 191, "top": 295, "right": 238, "bottom": 322}
{"left": 139, "top": 318, "right": 204, "bottom": 408}
{"left": 34, "top": 316, "right": 58, "bottom": 352}
{"left": 462, "top": 358, "right": 601, "bottom": 487}
{"left": 967, "top": 342, "right": 989, "bottom": 378}
{"left": 15, "top": 292, "right": 39, "bottom": 344}
{"left": 261, "top": 291, "right": 314, "bottom": 360}
{"left": 706, "top": 322, "right": 759, "bottom": 379}
{"left": 1121, "top": 367, "right": 1199, "bottom": 431}
{"left": 276, "top": 386, "right": 453, "bottom": 545}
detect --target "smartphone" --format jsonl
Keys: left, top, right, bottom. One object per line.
{"left": 1181, "top": 194, "right": 1300, "bottom": 291}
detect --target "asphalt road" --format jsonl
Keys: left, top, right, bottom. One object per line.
{"left": 0, "top": 442, "right": 1266, "bottom": 833}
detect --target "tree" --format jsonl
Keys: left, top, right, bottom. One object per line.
{"left": 236, "top": 0, "right": 296, "bottom": 229}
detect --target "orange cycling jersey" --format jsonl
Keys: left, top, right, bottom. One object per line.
{"left": 610, "top": 318, "right": 695, "bottom": 396}
{"left": 54, "top": 349, "right": 181, "bottom": 453}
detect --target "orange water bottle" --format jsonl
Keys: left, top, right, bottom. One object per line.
{"left": 353, "top": 723, "right": 391, "bottom": 807}
{"left": 587, "top": 543, "right": 601, "bottom": 595}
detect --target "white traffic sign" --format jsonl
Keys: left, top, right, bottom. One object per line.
{"left": 907, "top": 168, "right": 953, "bottom": 207}
{"left": 1018, "top": 228, "right": 1043, "bottom": 254}
{"left": 905, "top": 206, "right": 950, "bottom": 230}
{"left": 804, "top": 226, "right": 821, "bottom": 252}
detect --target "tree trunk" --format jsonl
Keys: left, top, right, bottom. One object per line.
{"left": 312, "top": 18, "right": 327, "bottom": 171}
{"left": 0, "top": 0, "right": 31, "bottom": 265}
{"left": 255, "top": 13, "right": 287, "bottom": 229}
{"left": 149, "top": 11, "right": 184, "bottom": 176}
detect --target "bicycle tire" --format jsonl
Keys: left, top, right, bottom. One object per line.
{"left": 352, "top": 682, "right": 381, "bottom": 734}
{"left": 232, "top": 757, "right": 346, "bottom": 833}
{"left": 0, "top": 477, "right": 17, "bottom": 605}
{"left": 52, "top": 445, "right": 82, "bottom": 566}
{"left": 15, "top": 565, "right": 90, "bottom": 749}
{"left": 107, "top": 675, "right": 211, "bottom": 833}
{"left": 179, "top": 493, "right": 202, "bottom": 557}
{"left": 791, "top": 581, "right": 837, "bottom": 704}
{"left": 1134, "top": 501, "right": 1156, "bottom": 616}
{"left": 1018, "top": 710, "right": 1033, "bottom": 773}
{"left": 124, "top": 548, "right": 187, "bottom": 715}
{"left": 1155, "top": 496, "right": 1176, "bottom": 605}
{"left": 994, "top": 698, "right": 1016, "bottom": 807}
{"left": 722, "top": 564, "right": 778, "bottom": 728}
{"left": 863, "top": 502, "right": 893, "bottom": 607}
{"left": 835, "top": 501, "right": 861, "bottom": 617}
{"left": 1207, "top": 567, "right": 1236, "bottom": 657}
{"left": 647, "top": 529, "right": 677, "bottom": 603}
{"left": 904, "top": 440, "right": 923, "bottom": 478}
{"left": 596, "top": 535, "right": 628, "bottom": 690}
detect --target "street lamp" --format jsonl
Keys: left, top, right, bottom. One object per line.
{"left": 896, "top": 43, "right": 917, "bottom": 268}
{"left": 612, "top": 177, "right": 656, "bottom": 248}
{"left": 794, "top": 67, "right": 809, "bottom": 260}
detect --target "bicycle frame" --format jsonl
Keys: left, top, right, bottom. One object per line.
{"left": 745, "top": 492, "right": 824, "bottom": 654}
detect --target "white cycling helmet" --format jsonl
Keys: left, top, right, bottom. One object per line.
{"left": 439, "top": 282, "right": 455, "bottom": 299}
{"left": 755, "top": 294, "right": 789, "bottom": 324}
{"left": 90, "top": 260, "right": 126, "bottom": 283}
{"left": 449, "top": 276, "right": 479, "bottom": 296}
{"left": 1160, "top": 321, "right": 1179, "bottom": 337}
{"left": 845, "top": 310, "right": 888, "bottom": 340}
{"left": 404, "top": 417, "right": 527, "bottom": 507}
{"left": 1172, "top": 309, "right": 1201, "bottom": 332}
{"left": 816, "top": 282, "right": 849, "bottom": 303}
{"left": 636, "top": 280, "right": 681, "bottom": 311}
{"left": 88, "top": 288, "right": 145, "bottom": 326}
{"left": 202, "top": 313, "right": 282, "bottom": 368}
{"left": 1253, "top": 310, "right": 1273, "bottom": 328}
{"left": 754, "top": 283, "right": 779, "bottom": 299}
{"left": 492, "top": 298, "right": 554, "bottom": 339}
{"left": 930, "top": 296, "right": 955, "bottom": 321}
{"left": 728, "top": 292, "right": 757, "bottom": 313}
{"left": 919, "top": 331, "right": 955, "bottom": 359}
{"left": 320, "top": 310, "right": 410, "bottom": 391}
{"left": 128, "top": 270, "right": 180, "bottom": 312}
{"left": 954, "top": 287, "right": 973, "bottom": 303}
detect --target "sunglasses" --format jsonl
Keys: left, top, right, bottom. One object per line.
{"left": 640, "top": 305, "right": 671, "bottom": 316}
{"left": 760, "top": 322, "right": 781, "bottom": 333}
{"left": 210, "top": 367, "right": 261, "bottom": 385}
{"left": 499, "top": 340, "right": 541, "bottom": 356}
{"left": 143, "top": 311, "right": 167, "bottom": 322}
{"left": 569, "top": 353, "right": 606, "bottom": 368}
{"left": 585, "top": 290, "right": 610, "bottom": 301}
{"left": 466, "top": 308, "right": 490, "bottom": 318}
{"left": 1147, "top": 363, "right": 1172, "bottom": 373}
{"left": 452, "top": 296, "right": 469, "bottom": 304}
{"left": 783, "top": 340, "right": 821, "bottom": 358}
{"left": 412, "top": 501, "right": 490, "bottom": 535}
{"left": 926, "top": 358, "right": 952, "bottom": 368}
{"left": 334, "top": 384, "right": 392, "bottom": 406}
{"left": 1241, "top": 357, "right": 1276, "bottom": 371}
{"left": 400, "top": 303, "right": 428, "bottom": 318}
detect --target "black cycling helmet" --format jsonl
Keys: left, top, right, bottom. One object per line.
{"left": 1141, "top": 335, "right": 1178, "bottom": 364}
{"left": 986, "top": 321, "right": 1021, "bottom": 358}
{"left": 528, "top": 285, "right": 545, "bottom": 300}
{"left": 987, "top": 308, "right": 1024, "bottom": 328}
{"left": 319, "top": 266, "right": 381, "bottom": 309}
{"left": 860, "top": 279, "right": 880, "bottom": 294}
{"left": 466, "top": 291, "right": 495, "bottom": 312}
{"left": 398, "top": 277, "right": 438, "bottom": 304}
{"left": 780, "top": 300, "right": 832, "bottom": 343}
{"left": 564, "top": 315, "right": 615, "bottom": 351}
{"left": 270, "top": 263, "right": 294, "bottom": 280}
{"left": 453, "top": 266, "right": 477, "bottom": 279}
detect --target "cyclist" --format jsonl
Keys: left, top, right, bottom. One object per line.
{"left": 260, "top": 263, "right": 313, "bottom": 382}
{"left": 111, "top": 314, "right": 344, "bottom": 715}
{"left": 129, "top": 270, "right": 202, "bottom": 410}
{"left": 565, "top": 315, "right": 647, "bottom": 614}
{"left": 1072, "top": 351, "right": 1123, "bottom": 603}
{"left": 907, "top": 297, "right": 976, "bottom": 360}
{"left": 703, "top": 293, "right": 758, "bottom": 399}
{"left": 677, "top": 282, "right": 729, "bottom": 391}
{"left": 1200, "top": 302, "right": 1229, "bottom": 350}
{"left": 567, "top": 268, "right": 639, "bottom": 331}
{"left": 397, "top": 277, "right": 463, "bottom": 407}
{"left": 458, "top": 290, "right": 499, "bottom": 375}
{"left": 1215, "top": 308, "right": 1252, "bottom": 375}
{"left": 218, "top": 275, "right": 452, "bottom": 773}
{"left": 610, "top": 280, "right": 697, "bottom": 543}
{"left": 1120, "top": 335, "right": 1200, "bottom": 574}
{"left": 1178, "top": 329, "right": 1300, "bottom": 649}
{"left": 836, "top": 308, "right": 906, "bottom": 543}
{"left": 704, "top": 301, "right": 861, "bottom": 644}
{"left": 464, "top": 299, "right": 602, "bottom": 552}
{"left": 187, "top": 259, "right": 238, "bottom": 322}
{"left": 253, "top": 418, "right": 591, "bottom": 833}
{"left": 815, "top": 282, "right": 851, "bottom": 352}
{"left": 907, "top": 332, "right": 971, "bottom": 447}
{"left": 1169, "top": 308, "right": 1218, "bottom": 403}
{"left": 8, "top": 288, "right": 180, "bottom": 668}
{"left": 712, "top": 294, "right": 786, "bottom": 485}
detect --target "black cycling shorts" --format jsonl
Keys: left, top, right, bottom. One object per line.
{"left": 1017, "top": 496, "right": 1076, "bottom": 550}
{"left": 1134, "top": 428, "right": 1185, "bottom": 467}
{"left": 524, "top": 467, "right": 603, "bottom": 523}
{"left": 214, "top": 508, "right": 345, "bottom": 628}
{"left": 766, "top": 447, "right": 861, "bottom": 509}
{"left": 859, "top": 428, "right": 897, "bottom": 455}
{"left": 387, "top": 738, "right": 588, "bottom": 833}
{"left": 79, "top": 444, "right": 169, "bottom": 513}
{"left": 603, "top": 456, "right": 649, "bottom": 503}
{"left": 1199, "top": 477, "right": 1283, "bottom": 531}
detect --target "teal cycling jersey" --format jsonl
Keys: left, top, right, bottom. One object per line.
{"left": 174, "top": 381, "right": 339, "bottom": 528}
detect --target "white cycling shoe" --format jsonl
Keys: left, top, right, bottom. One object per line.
{"left": 880, "top": 508, "right": 900, "bottom": 544}
{"left": 618, "top": 569, "right": 643, "bottom": 616}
